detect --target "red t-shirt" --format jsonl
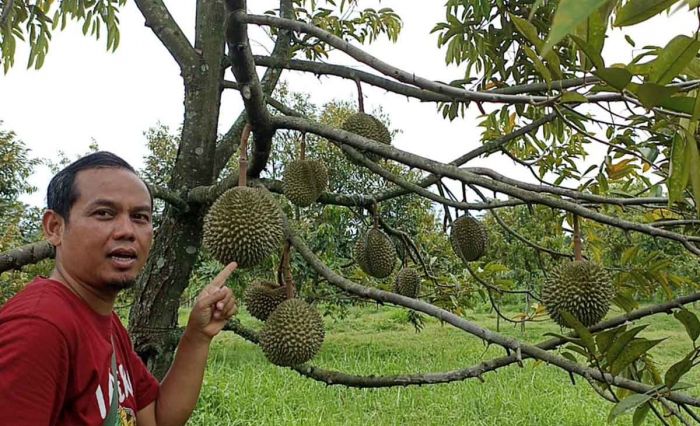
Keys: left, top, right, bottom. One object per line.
{"left": 0, "top": 278, "right": 160, "bottom": 425}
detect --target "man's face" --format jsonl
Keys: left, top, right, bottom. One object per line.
{"left": 52, "top": 168, "right": 153, "bottom": 291}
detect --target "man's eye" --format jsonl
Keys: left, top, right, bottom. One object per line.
{"left": 95, "top": 210, "right": 113, "bottom": 218}
{"left": 133, "top": 213, "right": 151, "bottom": 222}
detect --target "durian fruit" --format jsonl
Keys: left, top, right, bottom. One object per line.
{"left": 541, "top": 260, "right": 614, "bottom": 328}
{"left": 282, "top": 159, "right": 328, "bottom": 207}
{"left": 394, "top": 267, "right": 420, "bottom": 298}
{"left": 259, "top": 299, "right": 325, "bottom": 366}
{"left": 353, "top": 227, "right": 397, "bottom": 279}
{"left": 203, "top": 186, "right": 284, "bottom": 268}
{"left": 450, "top": 215, "right": 488, "bottom": 262}
{"left": 243, "top": 281, "right": 288, "bottom": 321}
{"left": 342, "top": 113, "right": 391, "bottom": 160}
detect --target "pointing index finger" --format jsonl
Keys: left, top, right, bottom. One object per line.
{"left": 211, "top": 262, "right": 238, "bottom": 289}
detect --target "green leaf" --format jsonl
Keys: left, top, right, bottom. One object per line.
{"left": 594, "top": 67, "right": 632, "bottom": 90}
{"left": 612, "top": 292, "right": 638, "bottom": 312}
{"left": 659, "top": 96, "right": 695, "bottom": 115}
{"left": 610, "top": 338, "right": 664, "bottom": 375}
{"left": 522, "top": 45, "right": 551, "bottom": 85}
{"left": 668, "top": 132, "right": 691, "bottom": 205}
{"left": 684, "top": 58, "right": 700, "bottom": 79}
{"left": 510, "top": 14, "right": 542, "bottom": 49}
{"left": 664, "top": 357, "right": 693, "bottom": 389}
{"left": 608, "top": 393, "right": 653, "bottom": 423}
{"left": 674, "top": 308, "right": 700, "bottom": 341}
{"left": 542, "top": 0, "right": 612, "bottom": 55}
{"left": 606, "top": 325, "right": 648, "bottom": 365}
{"left": 574, "top": 7, "right": 608, "bottom": 70}
{"left": 570, "top": 35, "right": 605, "bottom": 70}
{"left": 595, "top": 325, "right": 627, "bottom": 354}
{"left": 560, "top": 310, "right": 597, "bottom": 354}
{"left": 559, "top": 92, "right": 588, "bottom": 104}
{"left": 614, "top": 0, "right": 681, "bottom": 27}
{"left": 632, "top": 402, "right": 651, "bottom": 426}
{"left": 650, "top": 35, "right": 700, "bottom": 85}
{"left": 688, "top": 135, "right": 700, "bottom": 216}
{"left": 635, "top": 83, "right": 679, "bottom": 108}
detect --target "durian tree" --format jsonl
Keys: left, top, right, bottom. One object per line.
{"left": 4, "top": 0, "right": 700, "bottom": 423}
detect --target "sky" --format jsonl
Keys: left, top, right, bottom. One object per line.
{"left": 0, "top": 1, "right": 695, "bottom": 208}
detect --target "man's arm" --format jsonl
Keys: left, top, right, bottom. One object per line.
{"left": 137, "top": 262, "right": 238, "bottom": 426}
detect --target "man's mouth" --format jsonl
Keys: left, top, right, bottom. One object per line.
{"left": 108, "top": 249, "right": 138, "bottom": 268}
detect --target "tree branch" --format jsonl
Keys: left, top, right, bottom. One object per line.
{"left": 146, "top": 183, "right": 189, "bottom": 211}
{"left": 133, "top": 0, "right": 199, "bottom": 71}
{"left": 225, "top": 1, "right": 276, "bottom": 179}
{"left": 273, "top": 114, "right": 700, "bottom": 255}
{"left": 374, "top": 113, "right": 557, "bottom": 203}
{"left": 0, "top": 241, "right": 54, "bottom": 274}
{"left": 470, "top": 185, "right": 573, "bottom": 259}
{"left": 214, "top": 0, "right": 294, "bottom": 177}
{"left": 284, "top": 220, "right": 700, "bottom": 405}
{"left": 243, "top": 14, "right": 632, "bottom": 105}
{"left": 223, "top": 290, "right": 700, "bottom": 389}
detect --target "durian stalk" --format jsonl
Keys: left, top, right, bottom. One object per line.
{"left": 239, "top": 123, "right": 252, "bottom": 187}
{"left": 281, "top": 241, "right": 296, "bottom": 299}
{"left": 299, "top": 132, "right": 306, "bottom": 161}
{"left": 355, "top": 77, "right": 365, "bottom": 113}
{"left": 573, "top": 214, "right": 582, "bottom": 261}
{"left": 372, "top": 202, "right": 380, "bottom": 229}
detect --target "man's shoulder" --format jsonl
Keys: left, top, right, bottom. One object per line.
{"left": 0, "top": 277, "right": 79, "bottom": 324}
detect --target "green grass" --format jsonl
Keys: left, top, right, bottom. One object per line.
{"left": 185, "top": 304, "right": 700, "bottom": 426}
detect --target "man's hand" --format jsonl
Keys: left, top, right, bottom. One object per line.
{"left": 186, "top": 262, "right": 238, "bottom": 341}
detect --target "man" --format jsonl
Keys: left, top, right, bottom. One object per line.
{"left": 0, "top": 151, "right": 238, "bottom": 425}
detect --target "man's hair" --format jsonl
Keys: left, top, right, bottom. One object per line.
{"left": 47, "top": 151, "right": 149, "bottom": 221}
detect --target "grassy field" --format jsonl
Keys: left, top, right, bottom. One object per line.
{"left": 183, "top": 303, "right": 700, "bottom": 426}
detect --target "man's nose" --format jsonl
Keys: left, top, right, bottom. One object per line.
{"left": 112, "top": 214, "right": 136, "bottom": 240}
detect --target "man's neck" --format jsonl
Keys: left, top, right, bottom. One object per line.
{"left": 49, "top": 268, "right": 116, "bottom": 316}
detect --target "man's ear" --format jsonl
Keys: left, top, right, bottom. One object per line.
{"left": 43, "top": 210, "right": 65, "bottom": 247}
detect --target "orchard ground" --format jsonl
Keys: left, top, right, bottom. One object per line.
{"left": 162, "top": 303, "right": 700, "bottom": 425}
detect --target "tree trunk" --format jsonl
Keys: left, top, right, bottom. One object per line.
{"left": 129, "top": 0, "right": 227, "bottom": 378}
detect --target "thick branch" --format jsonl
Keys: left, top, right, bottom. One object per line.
{"left": 273, "top": 115, "right": 700, "bottom": 256}
{"left": 0, "top": 241, "right": 54, "bottom": 274}
{"left": 342, "top": 144, "right": 524, "bottom": 211}
{"left": 134, "top": 0, "right": 199, "bottom": 71}
{"left": 244, "top": 14, "right": 632, "bottom": 105}
{"left": 491, "top": 77, "right": 600, "bottom": 94}
{"left": 374, "top": 113, "right": 557, "bottom": 203}
{"left": 225, "top": 291, "right": 700, "bottom": 389}
{"left": 252, "top": 56, "right": 453, "bottom": 102}
{"left": 226, "top": 1, "right": 275, "bottom": 178}
{"left": 214, "top": 0, "right": 294, "bottom": 176}
{"left": 146, "top": 183, "right": 189, "bottom": 211}
{"left": 285, "top": 222, "right": 700, "bottom": 405}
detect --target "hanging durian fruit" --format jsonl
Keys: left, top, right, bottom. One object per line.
{"left": 243, "top": 281, "right": 288, "bottom": 321}
{"left": 259, "top": 298, "right": 325, "bottom": 366}
{"left": 203, "top": 124, "right": 284, "bottom": 268}
{"left": 450, "top": 215, "right": 488, "bottom": 263}
{"left": 354, "top": 208, "right": 397, "bottom": 279}
{"left": 394, "top": 266, "right": 420, "bottom": 298}
{"left": 341, "top": 79, "right": 391, "bottom": 161}
{"left": 541, "top": 215, "right": 614, "bottom": 328}
{"left": 282, "top": 133, "right": 328, "bottom": 207}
